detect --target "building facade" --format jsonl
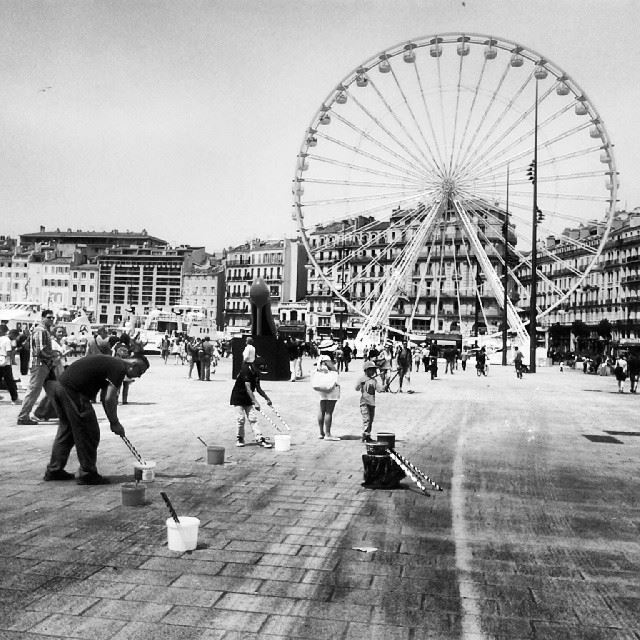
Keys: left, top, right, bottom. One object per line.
{"left": 181, "top": 260, "right": 226, "bottom": 330}
{"left": 223, "top": 238, "right": 308, "bottom": 336}
{"left": 305, "top": 204, "right": 517, "bottom": 340}
{"left": 96, "top": 246, "right": 205, "bottom": 326}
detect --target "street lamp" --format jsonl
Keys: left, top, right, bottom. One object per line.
{"left": 528, "top": 78, "right": 540, "bottom": 373}
{"left": 502, "top": 165, "right": 510, "bottom": 366}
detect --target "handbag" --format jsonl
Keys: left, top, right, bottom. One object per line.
{"left": 311, "top": 368, "right": 338, "bottom": 392}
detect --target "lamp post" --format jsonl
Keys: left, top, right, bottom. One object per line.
{"left": 502, "top": 165, "right": 510, "bottom": 366}
{"left": 529, "top": 79, "right": 539, "bottom": 373}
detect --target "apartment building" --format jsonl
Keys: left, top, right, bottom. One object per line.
{"left": 181, "top": 259, "right": 226, "bottom": 330}
{"left": 305, "top": 204, "right": 517, "bottom": 340}
{"left": 223, "top": 238, "right": 308, "bottom": 335}
{"left": 96, "top": 245, "right": 205, "bottom": 326}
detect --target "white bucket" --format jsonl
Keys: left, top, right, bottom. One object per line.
{"left": 274, "top": 434, "right": 291, "bottom": 452}
{"left": 134, "top": 461, "right": 156, "bottom": 482}
{"left": 166, "top": 517, "right": 200, "bottom": 552}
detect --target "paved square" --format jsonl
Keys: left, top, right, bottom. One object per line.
{"left": 1, "top": 356, "right": 639, "bottom": 639}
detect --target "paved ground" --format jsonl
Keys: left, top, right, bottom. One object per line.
{"left": 0, "top": 355, "right": 639, "bottom": 639}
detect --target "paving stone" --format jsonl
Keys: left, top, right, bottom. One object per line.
{"left": 83, "top": 598, "right": 174, "bottom": 622}
{"left": 138, "top": 556, "right": 225, "bottom": 575}
{"left": 109, "top": 620, "right": 209, "bottom": 640}
{"left": 30, "top": 613, "right": 127, "bottom": 638}
{"left": 25, "top": 593, "right": 99, "bottom": 615}
{"left": 260, "top": 614, "right": 349, "bottom": 638}
{"left": 171, "top": 574, "right": 262, "bottom": 593}
{"left": 214, "top": 592, "right": 298, "bottom": 615}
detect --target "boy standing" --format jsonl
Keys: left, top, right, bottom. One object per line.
{"left": 230, "top": 356, "right": 273, "bottom": 448}
{"left": 355, "top": 361, "right": 384, "bottom": 443}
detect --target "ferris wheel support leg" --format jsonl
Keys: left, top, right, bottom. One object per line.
{"left": 453, "top": 200, "right": 530, "bottom": 348}
{"left": 356, "top": 201, "right": 443, "bottom": 345}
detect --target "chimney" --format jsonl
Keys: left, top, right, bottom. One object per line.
{"left": 40, "top": 225, "right": 45, "bottom": 233}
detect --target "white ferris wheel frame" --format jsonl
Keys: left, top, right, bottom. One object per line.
{"left": 292, "top": 32, "right": 619, "bottom": 343}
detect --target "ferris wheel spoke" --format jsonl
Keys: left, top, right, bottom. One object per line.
{"left": 454, "top": 59, "right": 512, "bottom": 173}
{"left": 436, "top": 55, "right": 449, "bottom": 165}
{"left": 371, "top": 69, "right": 443, "bottom": 177}
{"left": 478, "top": 199, "right": 600, "bottom": 257}
{"left": 315, "top": 131, "right": 426, "bottom": 181}
{"left": 456, "top": 70, "right": 535, "bottom": 175}
{"left": 467, "top": 143, "right": 604, "bottom": 186}
{"left": 301, "top": 186, "right": 433, "bottom": 208}
{"left": 447, "top": 52, "right": 469, "bottom": 174}
{"left": 306, "top": 153, "right": 427, "bottom": 185}
{"left": 412, "top": 61, "right": 447, "bottom": 174}
{"left": 451, "top": 57, "right": 488, "bottom": 173}
{"left": 462, "top": 99, "right": 582, "bottom": 180}
{"left": 302, "top": 177, "right": 428, "bottom": 190}
{"left": 341, "top": 93, "right": 433, "bottom": 175}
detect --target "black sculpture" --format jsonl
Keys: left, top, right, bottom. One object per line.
{"left": 231, "top": 278, "right": 291, "bottom": 381}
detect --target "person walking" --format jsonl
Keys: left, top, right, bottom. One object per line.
{"left": 355, "top": 361, "right": 384, "bottom": 443}
{"left": 160, "top": 333, "right": 171, "bottom": 364}
{"left": 513, "top": 346, "right": 524, "bottom": 379}
{"left": 86, "top": 326, "right": 111, "bottom": 356}
{"left": 614, "top": 352, "right": 628, "bottom": 393}
{"left": 627, "top": 351, "right": 640, "bottom": 393}
{"left": 396, "top": 341, "right": 411, "bottom": 392}
{"left": 17, "top": 309, "right": 57, "bottom": 425}
{"left": 230, "top": 356, "right": 273, "bottom": 448}
{"left": 33, "top": 325, "right": 73, "bottom": 422}
{"left": 412, "top": 346, "right": 422, "bottom": 373}
{"left": 342, "top": 341, "right": 352, "bottom": 372}
{"left": 112, "top": 333, "right": 133, "bottom": 404}
{"left": 201, "top": 336, "right": 214, "bottom": 381}
{"left": 476, "top": 346, "right": 487, "bottom": 377}
{"left": 43, "top": 354, "right": 149, "bottom": 484}
{"left": 312, "top": 353, "right": 340, "bottom": 440}
{"left": 460, "top": 348, "right": 469, "bottom": 372}
{"left": 0, "top": 325, "right": 19, "bottom": 404}
{"left": 287, "top": 337, "right": 300, "bottom": 381}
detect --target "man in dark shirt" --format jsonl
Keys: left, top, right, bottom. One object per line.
{"left": 43, "top": 354, "right": 149, "bottom": 485}
{"left": 230, "top": 356, "right": 273, "bottom": 448}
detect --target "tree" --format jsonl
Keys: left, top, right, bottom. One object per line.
{"left": 596, "top": 319, "right": 612, "bottom": 341}
{"left": 571, "top": 319, "right": 590, "bottom": 353}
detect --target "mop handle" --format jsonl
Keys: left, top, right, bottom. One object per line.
{"left": 197, "top": 436, "right": 208, "bottom": 447}
{"left": 120, "top": 434, "right": 145, "bottom": 464}
{"left": 160, "top": 492, "right": 181, "bottom": 524}
{"left": 257, "top": 408, "right": 284, "bottom": 433}
{"left": 270, "top": 405, "right": 291, "bottom": 431}
{"left": 387, "top": 450, "right": 429, "bottom": 494}
{"left": 391, "top": 449, "right": 443, "bottom": 491}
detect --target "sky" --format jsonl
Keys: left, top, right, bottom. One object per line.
{"left": 1, "top": 0, "right": 639, "bottom": 252}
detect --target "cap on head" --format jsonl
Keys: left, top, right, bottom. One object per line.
{"left": 363, "top": 360, "right": 377, "bottom": 371}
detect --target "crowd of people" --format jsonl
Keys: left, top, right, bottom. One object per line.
{"left": 4, "top": 316, "right": 638, "bottom": 486}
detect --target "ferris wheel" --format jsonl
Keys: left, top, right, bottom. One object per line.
{"left": 292, "top": 33, "right": 618, "bottom": 344}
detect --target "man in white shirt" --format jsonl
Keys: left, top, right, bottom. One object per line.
{"left": 242, "top": 336, "right": 256, "bottom": 363}
{"left": 0, "top": 324, "right": 19, "bottom": 403}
